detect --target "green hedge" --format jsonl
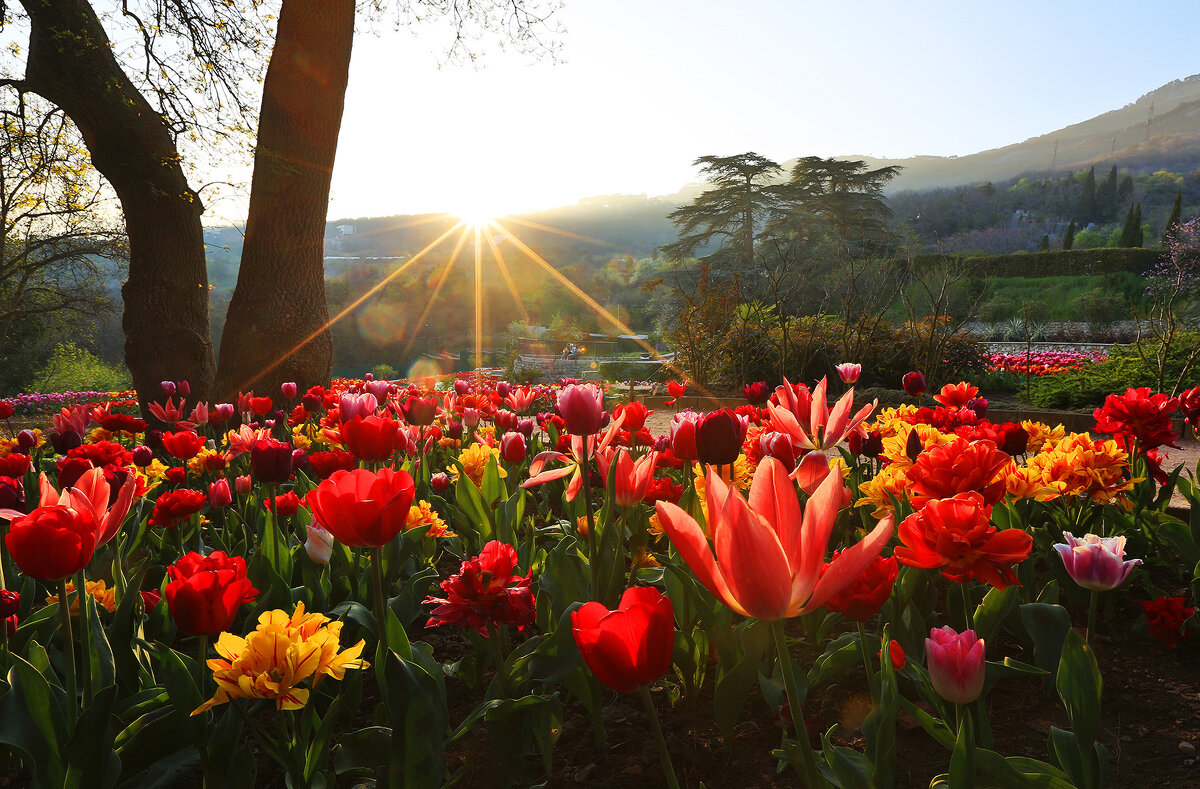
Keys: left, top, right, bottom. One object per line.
{"left": 914, "top": 248, "right": 1163, "bottom": 279}
{"left": 1026, "top": 340, "right": 1200, "bottom": 409}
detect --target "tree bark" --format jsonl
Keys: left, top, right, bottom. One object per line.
{"left": 18, "top": 0, "right": 216, "bottom": 408}
{"left": 214, "top": 0, "right": 355, "bottom": 400}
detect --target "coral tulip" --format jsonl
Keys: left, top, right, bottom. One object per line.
{"left": 925, "top": 626, "right": 985, "bottom": 705}
{"left": 1054, "top": 531, "right": 1141, "bottom": 591}
{"left": 596, "top": 448, "right": 659, "bottom": 507}
{"left": 767, "top": 377, "right": 875, "bottom": 451}
{"left": 571, "top": 585, "right": 674, "bottom": 693}
{"left": 655, "top": 458, "right": 893, "bottom": 621}
{"left": 305, "top": 467, "right": 415, "bottom": 548}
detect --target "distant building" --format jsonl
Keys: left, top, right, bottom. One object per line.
{"left": 336, "top": 224, "right": 355, "bottom": 236}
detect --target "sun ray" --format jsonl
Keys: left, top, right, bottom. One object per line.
{"left": 485, "top": 227, "right": 531, "bottom": 325}
{"left": 504, "top": 215, "right": 630, "bottom": 252}
{"left": 491, "top": 219, "right": 715, "bottom": 401}
{"left": 399, "top": 225, "right": 471, "bottom": 363}
{"left": 241, "top": 220, "right": 466, "bottom": 392}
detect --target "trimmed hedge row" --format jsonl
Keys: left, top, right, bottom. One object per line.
{"left": 914, "top": 248, "right": 1163, "bottom": 278}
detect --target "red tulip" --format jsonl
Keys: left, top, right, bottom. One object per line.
{"left": 4, "top": 504, "right": 98, "bottom": 580}
{"left": 248, "top": 396, "right": 273, "bottom": 416}
{"left": 165, "top": 551, "right": 258, "bottom": 637}
{"left": 742, "top": 381, "right": 770, "bottom": 406}
{"left": 162, "top": 430, "right": 207, "bottom": 460}
{"left": 424, "top": 540, "right": 535, "bottom": 635}
{"left": 572, "top": 586, "right": 675, "bottom": 693}
{"left": 665, "top": 380, "right": 686, "bottom": 405}
{"left": 148, "top": 489, "right": 207, "bottom": 529}
{"left": 341, "top": 414, "right": 401, "bottom": 462}
{"left": 399, "top": 396, "right": 438, "bottom": 426}
{"left": 209, "top": 478, "right": 233, "bottom": 508}
{"left": 767, "top": 376, "right": 876, "bottom": 452}
{"left": 902, "top": 371, "right": 926, "bottom": 398}
{"left": 614, "top": 401, "right": 653, "bottom": 433}
{"left": 695, "top": 408, "right": 742, "bottom": 465}
{"left": 499, "top": 432, "right": 527, "bottom": 463}
{"left": 821, "top": 552, "right": 898, "bottom": 622}
{"left": 250, "top": 437, "right": 294, "bottom": 483}
{"left": 0, "top": 401, "right": 13, "bottom": 420}
{"left": 307, "top": 449, "right": 357, "bottom": 479}
{"left": 305, "top": 467, "right": 415, "bottom": 547}
{"left": 595, "top": 448, "right": 659, "bottom": 507}
{"left": 669, "top": 411, "right": 700, "bottom": 461}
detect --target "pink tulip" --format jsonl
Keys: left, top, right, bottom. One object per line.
{"left": 305, "top": 523, "right": 334, "bottom": 565}
{"left": 835, "top": 363, "right": 861, "bottom": 384}
{"left": 208, "top": 478, "right": 233, "bottom": 508}
{"left": 1054, "top": 531, "right": 1141, "bottom": 591}
{"left": 339, "top": 392, "right": 378, "bottom": 422}
{"left": 767, "top": 376, "right": 876, "bottom": 451}
{"left": 281, "top": 382, "right": 298, "bottom": 399}
{"left": 556, "top": 383, "right": 606, "bottom": 436}
{"left": 235, "top": 475, "right": 252, "bottom": 496}
{"left": 925, "top": 626, "right": 986, "bottom": 705}
{"left": 655, "top": 457, "right": 893, "bottom": 621}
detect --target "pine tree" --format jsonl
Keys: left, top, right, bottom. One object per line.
{"left": 1077, "top": 166, "right": 1097, "bottom": 224}
{"left": 1162, "top": 188, "right": 1182, "bottom": 244}
{"left": 1039, "top": 234, "right": 1050, "bottom": 251}
{"left": 1133, "top": 203, "right": 1144, "bottom": 248}
{"left": 1096, "top": 166, "right": 1117, "bottom": 222}
{"left": 1063, "top": 219, "right": 1076, "bottom": 250}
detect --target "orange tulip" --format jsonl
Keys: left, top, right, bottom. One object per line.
{"left": 655, "top": 457, "right": 893, "bottom": 621}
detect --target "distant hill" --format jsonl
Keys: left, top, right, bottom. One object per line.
{"left": 841, "top": 75, "right": 1200, "bottom": 192}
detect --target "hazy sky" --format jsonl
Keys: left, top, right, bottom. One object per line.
{"left": 281, "top": 1, "right": 1200, "bottom": 221}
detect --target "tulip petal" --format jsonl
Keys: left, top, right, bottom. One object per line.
{"left": 712, "top": 489, "right": 793, "bottom": 621}
{"left": 655, "top": 501, "right": 743, "bottom": 616}
{"left": 800, "top": 514, "right": 895, "bottom": 616}
{"left": 790, "top": 469, "right": 845, "bottom": 606}
{"left": 749, "top": 457, "right": 804, "bottom": 552}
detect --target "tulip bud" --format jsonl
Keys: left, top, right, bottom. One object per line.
{"left": 462, "top": 408, "right": 480, "bottom": 430}
{"left": 759, "top": 431, "right": 799, "bottom": 470}
{"left": 305, "top": 524, "right": 334, "bottom": 565}
{"left": 364, "top": 379, "right": 391, "bottom": 400}
{"left": 431, "top": 472, "right": 451, "bottom": 492}
{"left": 302, "top": 393, "right": 322, "bottom": 412}
{"left": 0, "top": 589, "right": 19, "bottom": 619}
{"left": 453, "top": 379, "right": 470, "bottom": 396}
{"left": 177, "top": 380, "right": 190, "bottom": 397}
{"left": 145, "top": 429, "right": 164, "bottom": 452}
{"left": 281, "top": 381, "right": 298, "bottom": 399}
{"left": 131, "top": 444, "right": 153, "bottom": 467}
{"left": 517, "top": 417, "right": 535, "bottom": 438}
{"left": 925, "top": 627, "right": 986, "bottom": 705}
{"left": 250, "top": 438, "right": 293, "bottom": 483}
{"left": 208, "top": 478, "right": 233, "bottom": 508}
{"left": 967, "top": 397, "right": 988, "bottom": 417}
{"left": 500, "top": 432, "right": 527, "bottom": 463}
{"left": 160, "top": 380, "right": 176, "bottom": 397}
{"left": 496, "top": 381, "right": 511, "bottom": 398}
{"left": 1000, "top": 425, "right": 1029, "bottom": 456}
{"left": 447, "top": 421, "right": 464, "bottom": 440}
{"left": 49, "top": 429, "right": 82, "bottom": 454}
{"left": 902, "top": 371, "right": 926, "bottom": 398}
{"left": 215, "top": 403, "right": 236, "bottom": 422}
{"left": 0, "top": 401, "right": 12, "bottom": 420}
{"left": 905, "top": 429, "right": 923, "bottom": 462}
{"left": 17, "top": 429, "right": 35, "bottom": 450}
{"left": 880, "top": 640, "right": 906, "bottom": 670}
{"left": 742, "top": 381, "right": 770, "bottom": 406}
{"left": 235, "top": 475, "right": 252, "bottom": 496}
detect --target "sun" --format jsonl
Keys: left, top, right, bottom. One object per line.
{"left": 452, "top": 196, "right": 508, "bottom": 229}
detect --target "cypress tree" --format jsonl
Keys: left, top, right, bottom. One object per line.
{"left": 1039, "top": 234, "right": 1050, "bottom": 251}
{"left": 1162, "top": 188, "right": 1182, "bottom": 244}
{"left": 1117, "top": 174, "right": 1134, "bottom": 207}
{"left": 1096, "top": 165, "right": 1117, "bottom": 222}
{"left": 1119, "top": 205, "right": 1137, "bottom": 247}
{"left": 1133, "top": 202, "right": 1144, "bottom": 248}
{"left": 1063, "top": 219, "right": 1076, "bottom": 250}
{"left": 1077, "top": 166, "right": 1097, "bottom": 224}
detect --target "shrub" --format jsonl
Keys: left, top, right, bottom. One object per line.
{"left": 1027, "top": 339, "right": 1200, "bottom": 409}
{"left": 371, "top": 363, "right": 398, "bottom": 380}
{"left": 29, "top": 342, "right": 132, "bottom": 394}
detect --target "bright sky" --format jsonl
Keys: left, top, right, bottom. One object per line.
{"left": 298, "top": 1, "right": 1200, "bottom": 220}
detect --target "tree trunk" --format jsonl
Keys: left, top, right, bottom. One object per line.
{"left": 18, "top": 0, "right": 215, "bottom": 408}
{"left": 214, "top": 0, "right": 355, "bottom": 400}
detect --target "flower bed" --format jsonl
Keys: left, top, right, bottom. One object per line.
{"left": 985, "top": 349, "right": 1108, "bottom": 376}
{"left": 0, "top": 372, "right": 1196, "bottom": 787}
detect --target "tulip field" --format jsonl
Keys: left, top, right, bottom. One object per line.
{"left": 0, "top": 371, "right": 1197, "bottom": 788}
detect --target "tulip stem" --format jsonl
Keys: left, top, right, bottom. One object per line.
{"left": 857, "top": 622, "right": 879, "bottom": 700}
{"left": 770, "top": 619, "right": 825, "bottom": 787}
{"left": 370, "top": 547, "right": 389, "bottom": 648}
{"left": 196, "top": 635, "right": 208, "bottom": 693}
{"left": 57, "top": 578, "right": 78, "bottom": 731}
{"left": 74, "top": 571, "right": 93, "bottom": 708}
{"left": 958, "top": 583, "right": 974, "bottom": 632}
{"left": 638, "top": 685, "right": 681, "bottom": 789}
{"left": 1086, "top": 589, "right": 1100, "bottom": 644}
{"left": 579, "top": 458, "right": 600, "bottom": 603}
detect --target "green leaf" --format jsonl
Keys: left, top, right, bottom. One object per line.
{"left": 948, "top": 710, "right": 975, "bottom": 789}
{"left": 454, "top": 460, "right": 495, "bottom": 544}
{"left": 85, "top": 592, "right": 117, "bottom": 692}
{"left": 973, "top": 585, "right": 1017, "bottom": 643}
{"left": 863, "top": 630, "right": 897, "bottom": 789}
{"left": 821, "top": 729, "right": 874, "bottom": 789}
{"left": 1018, "top": 603, "right": 1072, "bottom": 680}
{"left": 0, "top": 653, "right": 68, "bottom": 788}
{"left": 332, "top": 726, "right": 391, "bottom": 776}
{"left": 806, "top": 631, "right": 860, "bottom": 690}
{"left": 1056, "top": 629, "right": 1103, "bottom": 747}
{"left": 64, "top": 684, "right": 121, "bottom": 789}
{"left": 382, "top": 644, "right": 448, "bottom": 789}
